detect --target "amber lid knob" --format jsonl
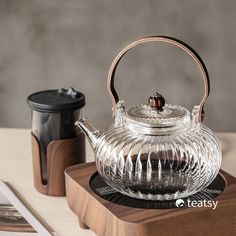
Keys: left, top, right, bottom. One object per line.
{"left": 148, "top": 92, "right": 165, "bottom": 111}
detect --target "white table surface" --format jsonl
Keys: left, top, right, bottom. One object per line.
{"left": 0, "top": 129, "right": 235, "bottom": 236}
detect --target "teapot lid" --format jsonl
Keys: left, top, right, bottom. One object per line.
{"left": 125, "top": 92, "right": 190, "bottom": 128}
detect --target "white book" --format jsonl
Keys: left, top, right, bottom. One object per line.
{"left": 0, "top": 180, "right": 58, "bottom": 236}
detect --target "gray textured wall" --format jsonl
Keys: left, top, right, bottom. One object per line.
{"left": 0, "top": 0, "right": 235, "bottom": 131}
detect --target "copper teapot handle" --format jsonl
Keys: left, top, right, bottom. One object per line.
{"left": 107, "top": 35, "right": 210, "bottom": 122}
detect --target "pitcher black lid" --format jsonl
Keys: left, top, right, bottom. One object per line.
{"left": 27, "top": 87, "right": 85, "bottom": 112}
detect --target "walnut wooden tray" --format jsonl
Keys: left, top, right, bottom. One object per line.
{"left": 65, "top": 162, "right": 236, "bottom": 236}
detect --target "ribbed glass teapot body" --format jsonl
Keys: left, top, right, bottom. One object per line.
{"left": 75, "top": 36, "right": 222, "bottom": 201}
{"left": 95, "top": 122, "right": 221, "bottom": 200}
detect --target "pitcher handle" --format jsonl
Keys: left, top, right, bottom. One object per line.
{"left": 107, "top": 35, "right": 210, "bottom": 122}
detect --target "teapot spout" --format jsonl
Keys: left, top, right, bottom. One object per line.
{"left": 75, "top": 118, "right": 102, "bottom": 150}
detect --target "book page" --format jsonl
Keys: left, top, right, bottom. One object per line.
{"left": 0, "top": 180, "right": 57, "bottom": 236}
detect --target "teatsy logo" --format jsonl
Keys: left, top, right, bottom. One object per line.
{"left": 175, "top": 199, "right": 218, "bottom": 210}
{"left": 175, "top": 199, "right": 185, "bottom": 208}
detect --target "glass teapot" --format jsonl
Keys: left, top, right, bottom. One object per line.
{"left": 76, "top": 36, "right": 222, "bottom": 201}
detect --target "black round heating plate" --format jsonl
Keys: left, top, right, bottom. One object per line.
{"left": 89, "top": 172, "right": 226, "bottom": 209}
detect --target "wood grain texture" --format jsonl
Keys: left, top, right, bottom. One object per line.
{"left": 65, "top": 163, "right": 236, "bottom": 236}
{"left": 31, "top": 133, "right": 85, "bottom": 196}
